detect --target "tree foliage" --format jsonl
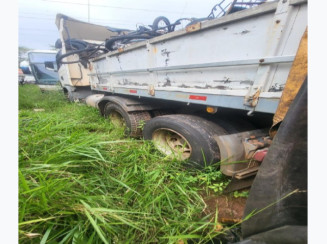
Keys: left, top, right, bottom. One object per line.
{"left": 18, "top": 46, "right": 32, "bottom": 65}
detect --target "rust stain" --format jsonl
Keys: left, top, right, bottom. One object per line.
{"left": 153, "top": 47, "right": 157, "bottom": 54}
{"left": 244, "top": 136, "right": 272, "bottom": 160}
{"left": 250, "top": 89, "right": 261, "bottom": 107}
{"left": 148, "top": 85, "right": 155, "bottom": 96}
{"left": 270, "top": 28, "right": 308, "bottom": 137}
{"left": 186, "top": 22, "right": 201, "bottom": 33}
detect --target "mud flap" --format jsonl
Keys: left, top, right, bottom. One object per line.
{"left": 223, "top": 176, "right": 255, "bottom": 194}
{"left": 240, "top": 78, "right": 307, "bottom": 243}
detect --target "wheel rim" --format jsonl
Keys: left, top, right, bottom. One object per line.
{"left": 152, "top": 128, "right": 192, "bottom": 160}
{"left": 109, "top": 111, "right": 125, "bottom": 127}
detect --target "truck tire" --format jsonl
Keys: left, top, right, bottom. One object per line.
{"left": 143, "top": 114, "right": 228, "bottom": 167}
{"left": 151, "top": 109, "right": 174, "bottom": 117}
{"left": 104, "top": 103, "right": 151, "bottom": 137}
{"left": 62, "top": 88, "right": 73, "bottom": 102}
{"left": 152, "top": 16, "right": 172, "bottom": 33}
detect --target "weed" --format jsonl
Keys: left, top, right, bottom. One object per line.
{"left": 19, "top": 85, "right": 231, "bottom": 243}
{"left": 233, "top": 190, "right": 249, "bottom": 198}
{"left": 195, "top": 166, "right": 230, "bottom": 194}
{"left": 137, "top": 119, "right": 146, "bottom": 130}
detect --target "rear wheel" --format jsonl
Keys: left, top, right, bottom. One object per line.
{"left": 143, "top": 114, "right": 228, "bottom": 167}
{"left": 64, "top": 89, "right": 74, "bottom": 102}
{"left": 104, "top": 103, "right": 151, "bottom": 137}
{"left": 152, "top": 128, "right": 192, "bottom": 160}
{"left": 151, "top": 109, "right": 174, "bottom": 117}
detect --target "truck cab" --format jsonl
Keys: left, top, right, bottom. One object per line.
{"left": 27, "top": 50, "right": 60, "bottom": 90}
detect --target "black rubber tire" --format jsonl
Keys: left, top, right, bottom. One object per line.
{"left": 62, "top": 88, "right": 74, "bottom": 102}
{"left": 104, "top": 103, "right": 151, "bottom": 137}
{"left": 151, "top": 109, "right": 174, "bottom": 117}
{"left": 206, "top": 116, "right": 256, "bottom": 134}
{"left": 152, "top": 16, "right": 172, "bottom": 33}
{"left": 55, "top": 38, "right": 62, "bottom": 49}
{"left": 105, "top": 35, "right": 153, "bottom": 51}
{"left": 143, "top": 114, "right": 228, "bottom": 167}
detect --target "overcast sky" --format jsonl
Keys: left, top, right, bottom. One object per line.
{"left": 19, "top": 0, "right": 234, "bottom": 50}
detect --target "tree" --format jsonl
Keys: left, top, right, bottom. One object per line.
{"left": 48, "top": 44, "right": 57, "bottom": 50}
{"left": 18, "top": 46, "right": 32, "bottom": 66}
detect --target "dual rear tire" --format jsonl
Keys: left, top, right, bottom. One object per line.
{"left": 104, "top": 103, "right": 151, "bottom": 137}
{"left": 104, "top": 102, "right": 242, "bottom": 167}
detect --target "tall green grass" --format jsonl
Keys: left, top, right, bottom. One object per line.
{"left": 19, "top": 85, "right": 230, "bottom": 243}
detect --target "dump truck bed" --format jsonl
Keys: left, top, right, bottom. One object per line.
{"left": 88, "top": 0, "right": 307, "bottom": 114}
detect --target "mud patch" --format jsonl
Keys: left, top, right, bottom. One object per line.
{"left": 202, "top": 193, "right": 247, "bottom": 224}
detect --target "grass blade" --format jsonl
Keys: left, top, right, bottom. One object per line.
{"left": 19, "top": 217, "right": 56, "bottom": 226}
{"left": 40, "top": 225, "right": 53, "bottom": 244}
{"left": 81, "top": 201, "right": 109, "bottom": 244}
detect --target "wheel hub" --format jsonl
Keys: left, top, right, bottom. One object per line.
{"left": 152, "top": 128, "right": 192, "bottom": 160}
{"left": 109, "top": 111, "right": 125, "bottom": 127}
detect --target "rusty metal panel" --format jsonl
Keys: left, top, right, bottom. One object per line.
{"left": 270, "top": 28, "right": 307, "bottom": 137}
{"left": 185, "top": 22, "right": 201, "bottom": 33}
{"left": 215, "top": 129, "right": 269, "bottom": 177}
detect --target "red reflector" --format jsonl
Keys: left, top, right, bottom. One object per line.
{"left": 189, "top": 95, "right": 207, "bottom": 101}
{"left": 103, "top": 87, "right": 108, "bottom": 90}
{"left": 253, "top": 149, "right": 268, "bottom": 162}
{"left": 129, "top": 90, "right": 137, "bottom": 93}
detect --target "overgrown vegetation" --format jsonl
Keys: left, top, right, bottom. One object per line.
{"left": 19, "top": 85, "right": 233, "bottom": 243}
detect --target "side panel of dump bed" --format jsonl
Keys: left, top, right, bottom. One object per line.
{"left": 89, "top": 0, "right": 307, "bottom": 114}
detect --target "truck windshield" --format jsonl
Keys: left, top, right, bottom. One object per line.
{"left": 28, "top": 52, "right": 59, "bottom": 85}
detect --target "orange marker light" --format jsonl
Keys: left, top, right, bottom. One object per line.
{"left": 206, "top": 106, "right": 218, "bottom": 114}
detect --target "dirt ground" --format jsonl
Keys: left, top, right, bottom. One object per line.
{"left": 202, "top": 192, "right": 248, "bottom": 224}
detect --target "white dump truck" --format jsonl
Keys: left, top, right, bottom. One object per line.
{"left": 53, "top": 0, "right": 307, "bottom": 178}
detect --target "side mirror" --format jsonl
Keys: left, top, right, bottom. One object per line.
{"left": 44, "top": 61, "right": 58, "bottom": 72}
